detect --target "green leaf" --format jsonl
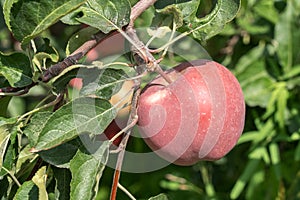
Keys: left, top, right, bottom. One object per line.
{"left": 287, "top": 171, "right": 300, "bottom": 200}
{"left": 32, "top": 97, "right": 116, "bottom": 152}
{"left": 154, "top": 0, "right": 240, "bottom": 41}
{"left": 32, "top": 166, "right": 48, "bottom": 200}
{"left": 3, "top": 0, "right": 87, "bottom": 44}
{"left": 52, "top": 167, "right": 71, "bottom": 200}
{"left": 70, "top": 141, "right": 109, "bottom": 200}
{"left": 0, "top": 117, "right": 17, "bottom": 177}
{"left": 152, "top": 5, "right": 183, "bottom": 28}
{"left": 80, "top": 67, "right": 128, "bottom": 100}
{"left": 275, "top": 86, "right": 288, "bottom": 129}
{"left": 269, "top": 143, "right": 281, "bottom": 181}
{"left": 13, "top": 181, "right": 39, "bottom": 200}
{"left": 148, "top": 193, "right": 169, "bottom": 200}
{"left": 66, "top": 26, "right": 102, "bottom": 56}
{"left": 237, "top": 17, "right": 269, "bottom": 35}
{"left": 275, "top": 0, "right": 300, "bottom": 73}
{"left": 67, "top": 0, "right": 131, "bottom": 33}
{"left": 15, "top": 145, "right": 36, "bottom": 173}
{"left": 295, "top": 141, "right": 300, "bottom": 161}
{"left": 253, "top": 0, "right": 279, "bottom": 24}
{"left": 0, "top": 117, "right": 15, "bottom": 169}
{"left": 39, "top": 138, "right": 80, "bottom": 168}
{"left": 237, "top": 60, "right": 275, "bottom": 108}
{"left": 0, "top": 52, "right": 32, "bottom": 87}
{"left": 32, "top": 38, "right": 59, "bottom": 71}
{"left": 50, "top": 64, "right": 128, "bottom": 97}
{"left": 50, "top": 65, "right": 81, "bottom": 93}
{"left": 230, "top": 159, "right": 261, "bottom": 199}
{"left": 189, "top": 0, "right": 241, "bottom": 41}
{"left": 23, "top": 111, "right": 52, "bottom": 147}
{"left": 0, "top": 96, "right": 11, "bottom": 117}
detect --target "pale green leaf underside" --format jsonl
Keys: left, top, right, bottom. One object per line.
{"left": 159, "top": 0, "right": 241, "bottom": 41}
{"left": 0, "top": 117, "right": 16, "bottom": 170}
{"left": 72, "top": 0, "right": 131, "bottom": 33}
{"left": 190, "top": 0, "right": 241, "bottom": 41}
{"left": 148, "top": 193, "right": 169, "bottom": 200}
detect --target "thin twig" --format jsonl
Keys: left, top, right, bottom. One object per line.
{"left": 109, "top": 115, "right": 138, "bottom": 145}
{"left": 2, "top": 167, "right": 21, "bottom": 187}
{"left": 129, "top": 0, "right": 158, "bottom": 27}
{"left": 118, "top": 183, "right": 137, "bottom": 200}
{"left": 17, "top": 93, "right": 64, "bottom": 123}
{"left": 110, "top": 83, "right": 141, "bottom": 200}
{"left": 0, "top": 82, "right": 37, "bottom": 97}
{"left": 0, "top": 31, "right": 113, "bottom": 96}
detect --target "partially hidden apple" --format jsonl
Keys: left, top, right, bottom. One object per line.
{"left": 137, "top": 60, "right": 245, "bottom": 166}
{"left": 98, "top": 119, "right": 123, "bottom": 147}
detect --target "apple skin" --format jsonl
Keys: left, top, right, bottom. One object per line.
{"left": 137, "top": 60, "right": 245, "bottom": 166}
{"left": 97, "top": 120, "right": 123, "bottom": 147}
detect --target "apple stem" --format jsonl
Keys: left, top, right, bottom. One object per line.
{"left": 153, "top": 63, "right": 173, "bottom": 84}
{"left": 126, "top": 21, "right": 173, "bottom": 84}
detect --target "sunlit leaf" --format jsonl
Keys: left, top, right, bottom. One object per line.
{"left": 23, "top": 111, "right": 52, "bottom": 147}
{"left": 32, "top": 97, "right": 116, "bottom": 152}
{"left": 14, "top": 181, "right": 39, "bottom": 200}
{"left": 70, "top": 141, "right": 109, "bottom": 200}
{"left": 269, "top": 143, "right": 281, "bottom": 180}
{"left": 3, "top": 0, "right": 87, "bottom": 44}
{"left": 81, "top": 67, "right": 128, "bottom": 100}
{"left": 148, "top": 193, "right": 169, "bottom": 200}
{"left": 15, "top": 145, "right": 36, "bottom": 173}
{"left": 154, "top": 0, "right": 240, "bottom": 41}
{"left": 65, "top": 0, "right": 131, "bottom": 33}
{"left": 0, "top": 117, "right": 17, "bottom": 177}
{"left": 32, "top": 166, "right": 48, "bottom": 200}
{"left": 32, "top": 38, "right": 59, "bottom": 71}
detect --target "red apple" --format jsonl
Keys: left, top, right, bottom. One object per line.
{"left": 98, "top": 120, "right": 124, "bottom": 147}
{"left": 137, "top": 60, "right": 245, "bottom": 166}
{"left": 69, "top": 78, "right": 83, "bottom": 90}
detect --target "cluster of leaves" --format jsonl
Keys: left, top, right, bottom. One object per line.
{"left": 0, "top": 0, "right": 241, "bottom": 199}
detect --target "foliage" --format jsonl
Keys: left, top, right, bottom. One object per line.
{"left": 0, "top": 0, "right": 299, "bottom": 199}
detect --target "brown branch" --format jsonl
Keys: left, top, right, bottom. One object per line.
{"left": 110, "top": 83, "right": 140, "bottom": 200}
{"left": 0, "top": 31, "right": 113, "bottom": 96}
{"left": 129, "top": 0, "right": 158, "bottom": 27}
{"left": 0, "top": 82, "right": 37, "bottom": 98}
{"left": 41, "top": 31, "right": 109, "bottom": 82}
